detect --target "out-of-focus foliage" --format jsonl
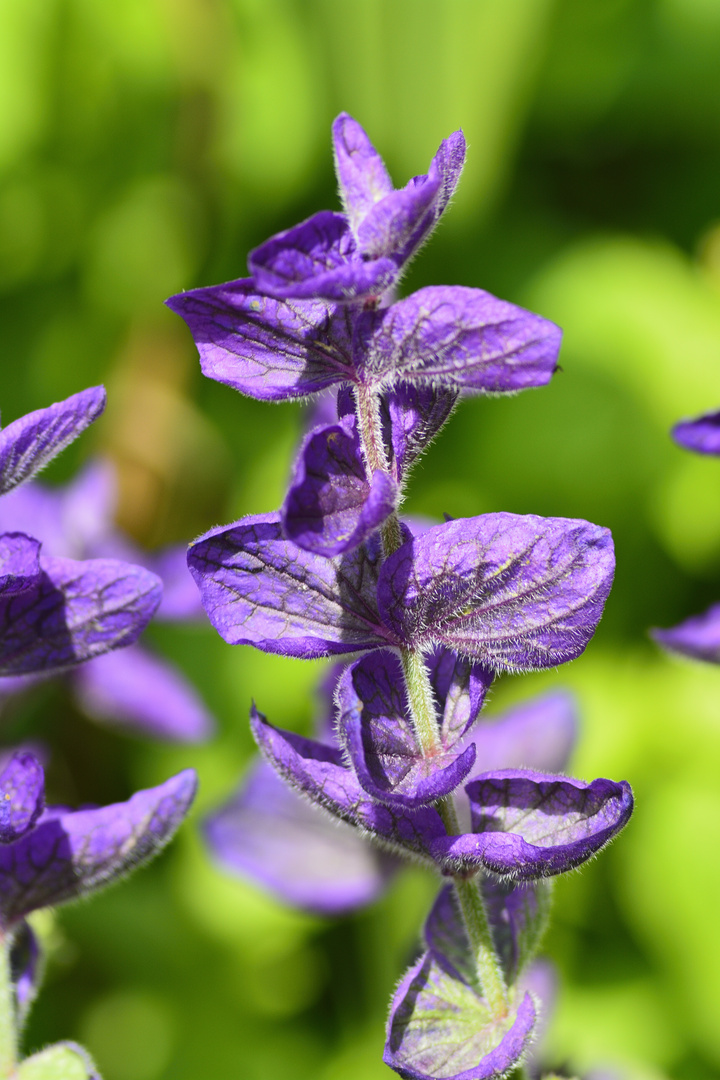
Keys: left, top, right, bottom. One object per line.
{"left": 1, "top": 0, "right": 720, "bottom": 1077}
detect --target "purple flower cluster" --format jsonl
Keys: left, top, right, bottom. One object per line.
{"left": 169, "top": 115, "right": 633, "bottom": 1079}
{"left": 653, "top": 408, "right": 720, "bottom": 663}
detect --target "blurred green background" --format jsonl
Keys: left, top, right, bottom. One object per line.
{"left": 2, "top": 0, "right": 720, "bottom": 1077}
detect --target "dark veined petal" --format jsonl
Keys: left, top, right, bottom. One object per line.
{"left": 0, "top": 769, "right": 197, "bottom": 927}
{"left": 0, "top": 388, "right": 106, "bottom": 496}
{"left": 384, "top": 950, "right": 535, "bottom": 1080}
{"left": 332, "top": 112, "right": 395, "bottom": 235}
{"left": 0, "top": 557, "right": 162, "bottom": 676}
{"left": 166, "top": 275, "right": 356, "bottom": 401}
{"left": 672, "top": 408, "right": 720, "bottom": 456}
{"left": 248, "top": 211, "right": 398, "bottom": 302}
{"left": 187, "top": 513, "right": 397, "bottom": 659}
{"left": 72, "top": 642, "right": 214, "bottom": 742}
{"left": 429, "top": 770, "right": 633, "bottom": 880}
{"left": 464, "top": 691, "right": 579, "bottom": 778}
{"left": 0, "top": 752, "right": 44, "bottom": 842}
{"left": 378, "top": 514, "right": 615, "bottom": 671}
{"left": 652, "top": 603, "right": 720, "bottom": 664}
{"left": 204, "top": 759, "right": 393, "bottom": 915}
{"left": 250, "top": 706, "right": 445, "bottom": 863}
{"left": 282, "top": 416, "right": 398, "bottom": 556}
{"left": 359, "top": 286, "right": 560, "bottom": 392}
{"left": 0, "top": 534, "right": 41, "bottom": 597}
{"left": 337, "top": 650, "right": 491, "bottom": 808}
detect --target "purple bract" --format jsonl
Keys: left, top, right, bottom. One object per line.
{"left": 672, "top": 408, "right": 720, "bottom": 456}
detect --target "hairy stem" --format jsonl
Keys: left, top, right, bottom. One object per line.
{"left": 354, "top": 382, "right": 509, "bottom": 1018}
{"left": 0, "top": 933, "right": 16, "bottom": 1077}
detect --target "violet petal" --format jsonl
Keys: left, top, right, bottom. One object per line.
{"left": 430, "top": 770, "right": 633, "bottom": 880}
{"left": 0, "top": 769, "right": 197, "bottom": 927}
{"left": 282, "top": 416, "right": 398, "bottom": 556}
{"left": 378, "top": 514, "right": 615, "bottom": 670}
{"left": 0, "top": 753, "right": 44, "bottom": 842}
{"left": 465, "top": 691, "right": 579, "bottom": 777}
{"left": 0, "top": 556, "right": 163, "bottom": 676}
{"left": 204, "top": 759, "right": 392, "bottom": 915}
{"left": 248, "top": 211, "right": 398, "bottom": 302}
{"left": 425, "top": 881, "right": 552, "bottom": 989}
{"left": 72, "top": 642, "right": 214, "bottom": 742}
{"left": 359, "top": 286, "right": 561, "bottom": 393}
{"left": 0, "top": 388, "right": 106, "bottom": 496}
{"left": 426, "top": 648, "right": 494, "bottom": 747}
{"left": 332, "top": 113, "right": 395, "bottom": 235}
{"left": 250, "top": 706, "right": 445, "bottom": 862}
{"left": 672, "top": 408, "right": 720, "bottom": 456}
{"left": 652, "top": 603, "right": 720, "bottom": 664}
{"left": 337, "top": 651, "right": 480, "bottom": 808}
{"left": 384, "top": 950, "right": 535, "bottom": 1080}
{"left": 187, "top": 513, "right": 397, "bottom": 658}
{"left": 149, "top": 544, "right": 204, "bottom": 621}
{"left": 11, "top": 920, "right": 41, "bottom": 1027}
{"left": 166, "top": 276, "right": 356, "bottom": 401}
{"left": 381, "top": 384, "right": 458, "bottom": 482}
{"left": 0, "top": 534, "right": 41, "bottom": 597}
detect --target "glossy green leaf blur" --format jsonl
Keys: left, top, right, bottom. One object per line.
{"left": 1, "top": 1, "right": 720, "bottom": 1077}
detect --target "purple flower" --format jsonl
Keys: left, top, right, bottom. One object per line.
{"left": 188, "top": 511, "right": 614, "bottom": 671}
{"left": 0, "top": 391, "right": 163, "bottom": 677}
{"left": 672, "top": 408, "right": 720, "bottom": 456}
{"left": 0, "top": 461, "right": 213, "bottom": 741}
{"left": 0, "top": 750, "right": 197, "bottom": 929}
{"left": 248, "top": 113, "right": 466, "bottom": 303}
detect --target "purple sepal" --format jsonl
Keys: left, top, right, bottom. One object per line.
{"left": 0, "top": 534, "right": 41, "bottom": 597}
{"left": 187, "top": 513, "right": 397, "bottom": 658}
{"left": 0, "top": 768, "right": 197, "bottom": 928}
{"left": 248, "top": 211, "right": 398, "bottom": 302}
{"left": 282, "top": 416, "right": 397, "bottom": 556}
{"left": 0, "top": 753, "right": 44, "bottom": 842}
{"left": 425, "top": 882, "right": 551, "bottom": 989}
{"left": 430, "top": 771, "right": 633, "bottom": 880}
{"left": 337, "top": 651, "right": 492, "bottom": 807}
{"left": 384, "top": 949, "right": 535, "bottom": 1080}
{"left": 379, "top": 514, "right": 615, "bottom": 671}
{"left": 0, "top": 388, "right": 106, "bottom": 496}
{"left": 72, "top": 643, "right": 214, "bottom": 742}
{"left": 652, "top": 603, "right": 720, "bottom": 664}
{"left": 332, "top": 113, "right": 395, "bottom": 234}
{"left": 465, "top": 691, "right": 578, "bottom": 777}
{"left": 250, "top": 706, "right": 445, "bottom": 862}
{"left": 360, "top": 286, "right": 561, "bottom": 393}
{"left": 166, "top": 278, "right": 355, "bottom": 401}
{"left": 17, "top": 1041, "right": 101, "bottom": 1080}
{"left": 204, "top": 759, "right": 392, "bottom": 915}
{"left": 0, "top": 556, "right": 163, "bottom": 676}
{"left": 382, "top": 385, "right": 458, "bottom": 481}
{"left": 672, "top": 408, "right": 720, "bottom": 456}
{"left": 11, "top": 920, "right": 41, "bottom": 1027}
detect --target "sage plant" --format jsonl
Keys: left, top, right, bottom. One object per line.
{"left": 169, "top": 114, "right": 634, "bottom": 1079}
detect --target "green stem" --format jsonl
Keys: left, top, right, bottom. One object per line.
{"left": 0, "top": 932, "right": 17, "bottom": 1077}
{"left": 353, "top": 382, "right": 509, "bottom": 1019}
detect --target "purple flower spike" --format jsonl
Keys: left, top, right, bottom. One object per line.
{"left": 187, "top": 514, "right": 397, "bottom": 658}
{"left": 0, "top": 753, "right": 44, "bottom": 842}
{"left": 250, "top": 706, "right": 445, "bottom": 862}
{"left": 73, "top": 643, "right": 214, "bottom": 742}
{"left": 0, "top": 388, "right": 106, "bottom": 496}
{"left": 359, "top": 286, "right": 561, "bottom": 394}
{"left": 282, "top": 416, "right": 398, "bottom": 556}
{"left": 672, "top": 408, "right": 720, "bottom": 456}
{"left": 0, "top": 534, "right": 41, "bottom": 597}
{"left": 166, "top": 280, "right": 355, "bottom": 402}
{"left": 465, "top": 691, "right": 579, "bottom": 778}
{"left": 652, "top": 603, "right": 720, "bottom": 664}
{"left": 384, "top": 950, "right": 536, "bottom": 1080}
{"left": 204, "top": 759, "right": 392, "bottom": 915}
{"left": 431, "top": 770, "right": 633, "bottom": 880}
{"left": 425, "top": 882, "right": 551, "bottom": 990}
{"left": 337, "top": 651, "right": 492, "bottom": 807}
{"left": 0, "top": 556, "right": 162, "bottom": 676}
{"left": 379, "top": 514, "right": 615, "bottom": 671}
{"left": 0, "top": 767, "right": 197, "bottom": 928}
